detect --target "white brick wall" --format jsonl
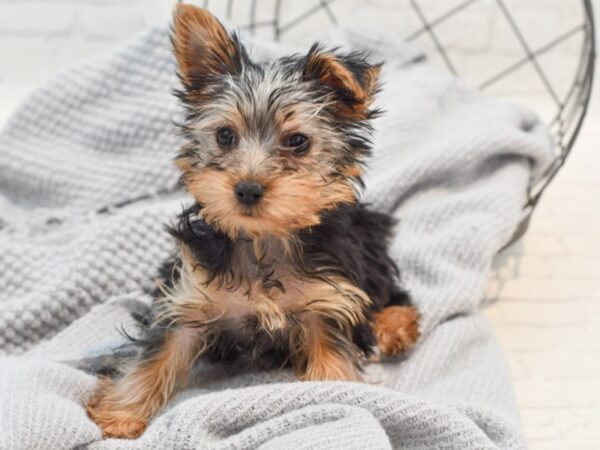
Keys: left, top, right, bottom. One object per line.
{"left": 0, "top": 2, "right": 77, "bottom": 35}
{"left": 0, "top": 0, "right": 595, "bottom": 84}
{"left": 7, "top": 0, "right": 591, "bottom": 130}
{"left": 0, "top": 0, "right": 595, "bottom": 125}
{"left": 0, "top": 0, "right": 173, "bottom": 83}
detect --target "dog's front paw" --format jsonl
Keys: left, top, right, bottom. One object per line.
{"left": 88, "top": 410, "right": 147, "bottom": 439}
{"left": 373, "top": 305, "right": 420, "bottom": 356}
{"left": 86, "top": 378, "right": 147, "bottom": 439}
{"left": 300, "top": 351, "right": 363, "bottom": 382}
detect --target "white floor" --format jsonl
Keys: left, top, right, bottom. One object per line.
{"left": 484, "top": 91, "right": 600, "bottom": 448}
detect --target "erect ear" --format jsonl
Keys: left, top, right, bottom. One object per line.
{"left": 303, "top": 45, "right": 381, "bottom": 119}
{"left": 172, "top": 4, "right": 242, "bottom": 85}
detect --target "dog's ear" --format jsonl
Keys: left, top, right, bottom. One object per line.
{"left": 172, "top": 4, "right": 242, "bottom": 85}
{"left": 303, "top": 45, "right": 381, "bottom": 119}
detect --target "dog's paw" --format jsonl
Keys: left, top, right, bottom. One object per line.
{"left": 88, "top": 409, "right": 147, "bottom": 439}
{"left": 373, "top": 305, "right": 420, "bottom": 356}
{"left": 86, "top": 378, "right": 147, "bottom": 439}
{"left": 300, "top": 359, "right": 363, "bottom": 382}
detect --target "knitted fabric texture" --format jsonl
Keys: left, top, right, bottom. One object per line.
{"left": 0, "top": 25, "right": 553, "bottom": 449}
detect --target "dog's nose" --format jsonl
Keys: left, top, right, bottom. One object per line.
{"left": 234, "top": 181, "right": 264, "bottom": 206}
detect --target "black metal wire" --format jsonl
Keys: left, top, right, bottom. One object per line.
{"left": 407, "top": 0, "right": 458, "bottom": 75}
{"left": 274, "top": 0, "right": 282, "bottom": 40}
{"left": 406, "top": 0, "right": 479, "bottom": 42}
{"left": 320, "top": 0, "right": 337, "bottom": 25}
{"left": 496, "top": 0, "right": 561, "bottom": 106}
{"left": 176, "top": 0, "right": 596, "bottom": 247}
{"left": 278, "top": 0, "right": 337, "bottom": 35}
{"left": 250, "top": 0, "right": 257, "bottom": 35}
{"left": 479, "top": 25, "right": 585, "bottom": 90}
{"left": 226, "top": 0, "right": 233, "bottom": 19}
{"left": 528, "top": 0, "right": 596, "bottom": 206}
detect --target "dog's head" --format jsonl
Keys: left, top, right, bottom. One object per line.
{"left": 172, "top": 4, "right": 381, "bottom": 239}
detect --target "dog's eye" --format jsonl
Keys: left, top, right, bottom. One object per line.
{"left": 216, "top": 127, "right": 238, "bottom": 150}
{"left": 286, "top": 133, "right": 310, "bottom": 156}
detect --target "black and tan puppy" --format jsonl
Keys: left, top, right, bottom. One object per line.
{"left": 87, "top": 4, "right": 419, "bottom": 439}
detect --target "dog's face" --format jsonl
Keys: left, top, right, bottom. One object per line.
{"left": 172, "top": 5, "right": 380, "bottom": 239}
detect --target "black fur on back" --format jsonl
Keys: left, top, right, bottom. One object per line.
{"left": 299, "top": 203, "right": 409, "bottom": 311}
{"left": 298, "top": 203, "right": 411, "bottom": 355}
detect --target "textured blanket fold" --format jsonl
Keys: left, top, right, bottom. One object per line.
{"left": 0, "top": 24, "right": 552, "bottom": 449}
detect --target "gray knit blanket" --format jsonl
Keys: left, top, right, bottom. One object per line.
{"left": 0, "top": 24, "right": 553, "bottom": 450}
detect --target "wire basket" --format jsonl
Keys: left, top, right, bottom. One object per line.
{"left": 183, "top": 0, "right": 596, "bottom": 246}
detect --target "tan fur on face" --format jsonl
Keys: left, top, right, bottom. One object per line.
{"left": 185, "top": 167, "right": 355, "bottom": 239}
{"left": 172, "top": 4, "right": 238, "bottom": 84}
{"left": 171, "top": 30, "right": 369, "bottom": 239}
{"left": 86, "top": 329, "right": 199, "bottom": 439}
{"left": 342, "top": 164, "right": 363, "bottom": 178}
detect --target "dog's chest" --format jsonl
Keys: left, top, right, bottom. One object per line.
{"left": 181, "top": 237, "right": 314, "bottom": 328}
{"left": 211, "top": 252, "right": 311, "bottom": 325}
{"left": 176, "top": 233, "right": 365, "bottom": 348}
{"left": 170, "top": 229, "right": 371, "bottom": 368}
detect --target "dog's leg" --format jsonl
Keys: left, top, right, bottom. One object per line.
{"left": 86, "top": 327, "right": 200, "bottom": 439}
{"left": 292, "top": 316, "right": 362, "bottom": 382}
{"left": 290, "top": 277, "right": 372, "bottom": 382}
{"left": 373, "top": 305, "right": 420, "bottom": 356}
{"left": 86, "top": 244, "right": 219, "bottom": 439}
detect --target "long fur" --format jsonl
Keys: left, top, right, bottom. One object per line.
{"left": 85, "top": 4, "right": 419, "bottom": 439}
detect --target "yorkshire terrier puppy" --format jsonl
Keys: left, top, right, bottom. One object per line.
{"left": 86, "top": 4, "right": 420, "bottom": 439}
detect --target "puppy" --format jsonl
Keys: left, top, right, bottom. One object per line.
{"left": 87, "top": 4, "right": 420, "bottom": 439}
